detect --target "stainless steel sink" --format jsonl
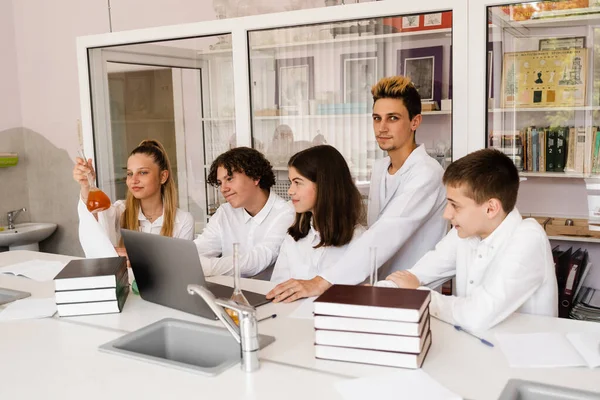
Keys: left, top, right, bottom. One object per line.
{"left": 497, "top": 379, "right": 600, "bottom": 400}
{"left": 99, "top": 318, "right": 275, "bottom": 376}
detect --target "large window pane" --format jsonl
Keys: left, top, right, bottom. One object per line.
{"left": 248, "top": 13, "right": 453, "bottom": 200}
{"left": 88, "top": 35, "right": 234, "bottom": 233}
{"left": 486, "top": 1, "right": 595, "bottom": 177}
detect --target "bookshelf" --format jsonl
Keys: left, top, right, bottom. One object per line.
{"left": 548, "top": 235, "right": 600, "bottom": 244}
{"left": 248, "top": 27, "right": 452, "bottom": 51}
{"left": 251, "top": 111, "right": 451, "bottom": 121}
{"left": 520, "top": 172, "right": 600, "bottom": 179}
{"left": 488, "top": 106, "right": 600, "bottom": 113}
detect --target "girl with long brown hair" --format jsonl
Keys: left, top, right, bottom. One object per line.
{"left": 267, "top": 145, "right": 365, "bottom": 302}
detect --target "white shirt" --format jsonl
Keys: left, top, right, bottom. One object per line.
{"left": 78, "top": 198, "right": 195, "bottom": 249}
{"left": 194, "top": 191, "right": 295, "bottom": 278}
{"left": 271, "top": 224, "right": 366, "bottom": 284}
{"left": 410, "top": 208, "right": 559, "bottom": 332}
{"left": 320, "top": 144, "right": 448, "bottom": 285}
{"left": 382, "top": 169, "right": 397, "bottom": 201}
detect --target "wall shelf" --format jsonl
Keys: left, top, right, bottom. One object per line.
{"left": 201, "top": 110, "right": 451, "bottom": 122}
{"left": 520, "top": 172, "right": 600, "bottom": 179}
{"left": 489, "top": 106, "right": 600, "bottom": 113}
{"left": 249, "top": 28, "right": 452, "bottom": 51}
{"left": 548, "top": 235, "right": 600, "bottom": 244}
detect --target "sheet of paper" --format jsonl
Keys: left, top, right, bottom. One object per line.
{"left": 0, "top": 298, "right": 57, "bottom": 321}
{"left": 496, "top": 332, "right": 586, "bottom": 368}
{"left": 566, "top": 332, "right": 600, "bottom": 368}
{"left": 334, "top": 369, "right": 462, "bottom": 400}
{"left": 288, "top": 296, "right": 316, "bottom": 319}
{"left": 78, "top": 199, "right": 118, "bottom": 258}
{"left": 0, "top": 259, "right": 66, "bottom": 281}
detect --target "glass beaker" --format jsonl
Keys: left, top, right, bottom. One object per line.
{"left": 225, "top": 242, "right": 250, "bottom": 325}
{"left": 78, "top": 149, "right": 111, "bottom": 214}
{"left": 369, "top": 246, "right": 378, "bottom": 286}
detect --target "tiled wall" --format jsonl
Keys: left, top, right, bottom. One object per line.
{"left": 0, "top": 128, "right": 83, "bottom": 256}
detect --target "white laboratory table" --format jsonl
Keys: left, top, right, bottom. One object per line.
{"left": 1, "top": 250, "right": 599, "bottom": 400}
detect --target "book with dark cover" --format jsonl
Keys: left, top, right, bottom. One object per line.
{"left": 55, "top": 268, "right": 128, "bottom": 304}
{"left": 555, "top": 126, "right": 567, "bottom": 172}
{"left": 314, "top": 285, "right": 430, "bottom": 322}
{"left": 56, "top": 285, "right": 129, "bottom": 317}
{"left": 54, "top": 257, "right": 127, "bottom": 291}
{"left": 315, "top": 331, "right": 432, "bottom": 369}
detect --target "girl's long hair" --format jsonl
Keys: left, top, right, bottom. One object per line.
{"left": 119, "top": 140, "right": 177, "bottom": 244}
{"left": 287, "top": 145, "right": 363, "bottom": 248}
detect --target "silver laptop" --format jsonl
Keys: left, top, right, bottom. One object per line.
{"left": 121, "top": 229, "right": 270, "bottom": 320}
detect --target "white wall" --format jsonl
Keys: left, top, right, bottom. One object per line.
{"left": 13, "top": 0, "right": 110, "bottom": 155}
{"left": 110, "top": 0, "right": 216, "bottom": 31}
{"left": 0, "top": 0, "right": 21, "bottom": 130}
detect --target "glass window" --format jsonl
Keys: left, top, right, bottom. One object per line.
{"left": 88, "top": 35, "right": 234, "bottom": 232}
{"left": 248, "top": 12, "right": 454, "bottom": 200}
{"left": 486, "top": 1, "right": 594, "bottom": 177}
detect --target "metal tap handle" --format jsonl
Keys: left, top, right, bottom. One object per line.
{"left": 187, "top": 284, "right": 260, "bottom": 373}
{"left": 215, "top": 297, "right": 259, "bottom": 353}
{"left": 7, "top": 207, "right": 26, "bottom": 217}
{"left": 216, "top": 297, "right": 260, "bottom": 372}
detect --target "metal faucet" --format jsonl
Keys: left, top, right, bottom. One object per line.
{"left": 187, "top": 284, "right": 260, "bottom": 372}
{"left": 7, "top": 207, "right": 26, "bottom": 230}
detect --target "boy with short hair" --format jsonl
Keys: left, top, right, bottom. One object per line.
{"left": 196, "top": 147, "right": 294, "bottom": 278}
{"left": 386, "top": 148, "right": 558, "bottom": 331}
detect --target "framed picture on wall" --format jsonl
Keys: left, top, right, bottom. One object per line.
{"left": 397, "top": 46, "right": 443, "bottom": 106}
{"left": 275, "top": 57, "right": 315, "bottom": 114}
{"left": 340, "top": 52, "right": 377, "bottom": 105}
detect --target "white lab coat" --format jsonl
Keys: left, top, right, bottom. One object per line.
{"left": 270, "top": 224, "right": 366, "bottom": 284}
{"left": 410, "top": 208, "right": 559, "bottom": 332}
{"left": 77, "top": 198, "right": 195, "bottom": 257}
{"left": 194, "top": 191, "right": 295, "bottom": 278}
{"left": 320, "top": 144, "right": 448, "bottom": 284}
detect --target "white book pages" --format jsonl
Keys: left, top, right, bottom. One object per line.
{"left": 0, "top": 298, "right": 57, "bottom": 321}
{"left": 0, "top": 260, "right": 66, "bottom": 281}
{"left": 496, "top": 332, "right": 587, "bottom": 368}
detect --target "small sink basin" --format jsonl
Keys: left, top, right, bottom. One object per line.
{"left": 498, "top": 379, "right": 600, "bottom": 399}
{"left": 99, "top": 318, "right": 275, "bottom": 376}
{"left": 0, "top": 223, "right": 57, "bottom": 251}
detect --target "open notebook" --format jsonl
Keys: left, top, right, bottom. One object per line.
{"left": 496, "top": 332, "right": 600, "bottom": 368}
{"left": 0, "top": 260, "right": 66, "bottom": 282}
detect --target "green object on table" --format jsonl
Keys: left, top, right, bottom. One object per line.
{"left": 132, "top": 280, "right": 139, "bottom": 295}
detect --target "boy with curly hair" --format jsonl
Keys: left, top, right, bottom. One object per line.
{"left": 197, "top": 147, "right": 294, "bottom": 278}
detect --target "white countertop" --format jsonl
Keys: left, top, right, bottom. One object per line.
{"left": 1, "top": 250, "right": 600, "bottom": 400}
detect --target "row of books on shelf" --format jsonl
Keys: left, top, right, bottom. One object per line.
{"left": 552, "top": 246, "right": 590, "bottom": 319}
{"left": 491, "top": 125, "right": 600, "bottom": 174}
{"left": 54, "top": 257, "right": 129, "bottom": 317}
{"left": 313, "top": 285, "right": 431, "bottom": 369}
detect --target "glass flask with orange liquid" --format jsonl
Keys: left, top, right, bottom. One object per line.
{"left": 225, "top": 242, "right": 250, "bottom": 325}
{"left": 78, "top": 149, "right": 111, "bottom": 213}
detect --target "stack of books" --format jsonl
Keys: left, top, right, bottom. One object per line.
{"left": 54, "top": 257, "right": 129, "bottom": 317}
{"left": 313, "top": 285, "right": 432, "bottom": 369}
